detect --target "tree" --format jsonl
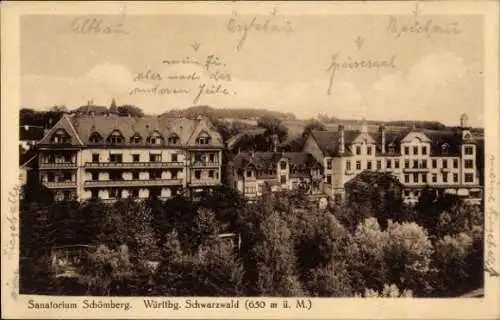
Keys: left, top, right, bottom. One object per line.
{"left": 352, "top": 218, "right": 389, "bottom": 292}
{"left": 306, "top": 261, "right": 353, "bottom": 297}
{"left": 361, "top": 284, "right": 413, "bottom": 297}
{"left": 302, "top": 120, "right": 326, "bottom": 139}
{"left": 257, "top": 115, "right": 288, "bottom": 143}
{"left": 253, "top": 211, "right": 304, "bottom": 296}
{"left": 384, "top": 221, "right": 435, "bottom": 296}
{"left": 432, "top": 233, "right": 474, "bottom": 296}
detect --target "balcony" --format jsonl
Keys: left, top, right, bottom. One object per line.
{"left": 85, "top": 162, "right": 184, "bottom": 169}
{"left": 44, "top": 181, "right": 77, "bottom": 189}
{"left": 40, "top": 162, "right": 77, "bottom": 169}
{"left": 403, "top": 167, "right": 429, "bottom": 173}
{"left": 191, "top": 161, "right": 220, "bottom": 168}
{"left": 83, "top": 178, "right": 183, "bottom": 188}
{"left": 189, "top": 179, "right": 222, "bottom": 187}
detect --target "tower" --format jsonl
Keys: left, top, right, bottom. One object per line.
{"left": 460, "top": 113, "right": 469, "bottom": 128}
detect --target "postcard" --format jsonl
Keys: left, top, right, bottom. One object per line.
{"left": 1, "top": 1, "right": 499, "bottom": 319}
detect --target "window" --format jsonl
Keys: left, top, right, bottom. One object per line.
{"left": 413, "top": 146, "right": 418, "bottom": 155}
{"left": 345, "top": 160, "right": 351, "bottom": 171}
{"left": 443, "top": 172, "right": 448, "bottom": 183}
{"left": 465, "top": 159, "right": 474, "bottom": 168}
{"left": 168, "top": 134, "right": 179, "bottom": 145}
{"left": 432, "top": 173, "right": 437, "bottom": 183}
{"left": 442, "top": 159, "right": 448, "bottom": 169}
{"left": 109, "top": 154, "right": 123, "bottom": 163}
{"left": 132, "top": 154, "right": 140, "bottom": 162}
{"left": 442, "top": 143, "right": 450, "bottom": 153}
{"left": 404, "top": 174, "right": 409, "bottom": 183}
{"left": 413, "top": 160, "right": 418, "bottom": 168}
{"left": 422, "top": 146, "right": 427, "bottom": 155}
{"left": 130, "top": 189, "right": 139, "bottom": 198}
{"left": 209, "top": 154, "right": 215, "bottom": 162}
{"left": 130, "top": 134, "right": 142, "bottom": 144}
{"left": 246, "top": 170, "right": 252, "bottom": 178}
{"left": 326, "top": 175, "right": 332, "bottom": 184}
{"left": 405, "top": 160, "right": 410, "bottom": 169}
{"left": 404, "top": 190, "right": 410, "bottom": 197}
{"left": 453, "top": 159, "right": 459, "bottom": 168}
{"left": 453, "top": 173, "right": 458, "bottom": 183}
{"left": 147, "top": 132, "right": 164, "bottom": 145}
{"left": 356, "top": 161, "right": 361, "bottom": 170}
{"left": 465, "top": 173, "right": 474, "bottom": 183}
{"left": 171, "top": 170, "right": 178, "bottom": 179}
{"left": 91, "top": 189, "right": 99, "bottom": 199}
{"left": 92, "top": 153, "right": 100, "bottom": 163}
{"left": 387, "top": 159, "right": 392, "bottom": 169}
{"left": 356, "top": 146, "right": 361, "bottom": 155}
{"left": 404, "top": 146, "right": 410, "bottom": 155}
{"left": 388, "top": 144, "right": 395, "bottom": 153}
{"left": 326, "top": 159, "right": 332, "bottom": 170}
{"left": 280, "top": 175, "right": 287, "bottom": 185}
{"left": 149, "top": 153, "right": 162, "bottom": 162}
{"left": 421, "top": 160, "right": 427, "bottom": 169}
{"left": 150, "top": 171, "right": 161, "bottom": 179}
{"left": 422, "top": 174, "right": 427, "bottom": 183}
{"left": 91, "top": 172, "right": 99, "bottom": 181}
{"left": 432, "top": 159, "right": 437, "bottom": 168}
{"left": 413, "top": 173, "right": 418, "bottom": 183}
{"left": 171, "top": 154, "right": 178, "bottom": 162}
{"left": 195, "top": 170, "right": 201, "bottom": 179}
{"left": 51, "top": 129, "right": 71, "bottom": 144}
{"left": 196, "top": 132, "right": 211, "bottom": 145}
{"left": 89, "top": 132, "right": 102, "bottom": 144}
{"left": 107, "top": 130, "right": 124, "bottom": 145}
{"left": 281, "top": 161, "right": 287, "bottom": 170}
{"left": 132, "top": 172, "right": 139, "bottom": 180}
{"left": 464, "top": 146, "right": 474, "bottom": 155}
{"left": 209, "top": 170, "right": 215, "bottom": 178}
{"left": 367, "top": 161, "right": 372, "bottom": 170}
{"left": 109, "top": 172, "right": 121, "bottom": 181}
{"left": 395, "top": 160, "right": 400, "bottom": 169}
{"left": 377, "top": 160, "right": 381, "bottom": 170}
{"left": 367, "top": 146, "right": 373, "bottom": 155}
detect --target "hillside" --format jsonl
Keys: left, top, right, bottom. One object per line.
{"left": 161, "top": 105, "right": 296, "bottom": 121}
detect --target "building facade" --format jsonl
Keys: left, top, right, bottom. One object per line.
{"left": 304, "top": 114, "right": 483, "bottom": 205}
{"left": 37, "top": 114, "right": 224, "bottom": 201}
{"left": 230, "top": 151, "right": 323, "bottom": 199}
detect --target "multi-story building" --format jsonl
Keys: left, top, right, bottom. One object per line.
{"left": 230, "top": 151, "right": 323, "bottom": 200}
{"left": 37, "top": 113, "right": 223, "bottom": 201}
{"left": 304, "top": 114, "right": 483, "bottom": 205}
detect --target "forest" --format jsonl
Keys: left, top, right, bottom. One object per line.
{"left": 20, "top": 183, "right": 483, "bottom": 298}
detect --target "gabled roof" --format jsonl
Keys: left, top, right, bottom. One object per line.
{"left": 232, "top": 151, "right": 321, "bottom": 171}
{"left": 39, "top": 114, "right": 223, "bottom": 148}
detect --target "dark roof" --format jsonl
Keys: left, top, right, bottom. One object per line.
{"left": 232, "top": 151, "right": 321, "bottom": 171}
{"left": 310, "top": 127, "right": 479, "bottom": 157}
{"left": 38, "top": 114, "right": 224, "bottom": 148}
{"left": 20, "top": 125, "right": 45, "bottom": 141}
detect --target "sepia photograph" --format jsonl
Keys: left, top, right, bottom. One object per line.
{"left": 2, "top": 1, "right": 500, "bottom": 319}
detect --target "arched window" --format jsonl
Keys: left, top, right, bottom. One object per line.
{"left": 441, "top": 143, "right": 450, "bottom": 153}
{"left": 106, "top": 130, "right": 124, "bottom": 145}
{"left": 168, "top": 133, "right": 180, "bottom": 145}
{"left": 51, "top": 129, "right": 71, "bottom": 144}
{"left": 147, "top": 131, "right": 164, "bottom": 145}
{"left": 130, "top": 133, "right": 143, "bottom": 144}
{"left": 196, "top": 132, "right": 211, "bottom": 145}
{"left": 89, "top": 132, "right": 103, "bottom": 144}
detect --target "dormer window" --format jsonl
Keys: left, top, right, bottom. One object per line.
{"left": 51, "top": 129, "right": 71, "bottom": 144}
{"left": 388, "top": 143, "right": 395, "bottom": 153}
{"left": 89, "top": 132, "right": 102, "bottom": 144}
{"left": 196, "top": 132, "right": 211, "bottom": 145}
{"left": 441, "top": 143, "right": 450, "bottom": 153}
{"left": 168, "top": 133, "right": 180, "bottom": 145}
{"left": 107, "top": 130, "right": 124, "bottom": 145}
{"left": 147, "top": 131, "right": 164, "bottom": 145}
{"left": 463, "top": 130, "right": 472, "bottom": 140}
{"left": 130, "top": 133, "right": 142, "bottom": 144}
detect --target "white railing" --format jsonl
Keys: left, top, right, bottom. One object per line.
{"left": 84, "top": 179, "right": 183, "bottom": 187}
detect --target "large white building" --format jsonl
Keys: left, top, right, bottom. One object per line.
{"left": 304, "top": 114, "right": 483, "bottom": 205}
{"left": 37, "top": 113, "right": 224, "bottom": 201}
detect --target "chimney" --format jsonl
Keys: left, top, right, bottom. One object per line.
{"left": 338, "top": 125, "right": 345, "bottom": 154}
{"left": 379, "top": 125, "right": 386, "bottom": 153}
{"left": 460, "top": 113, "right": 469, "bottom": 128}
{"left": 361, "top": 117, "right": 368, "bottom": 134}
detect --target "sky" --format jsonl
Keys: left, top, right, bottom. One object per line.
{"left": 20, "top": 13, "right": 484, "bottom": 127}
